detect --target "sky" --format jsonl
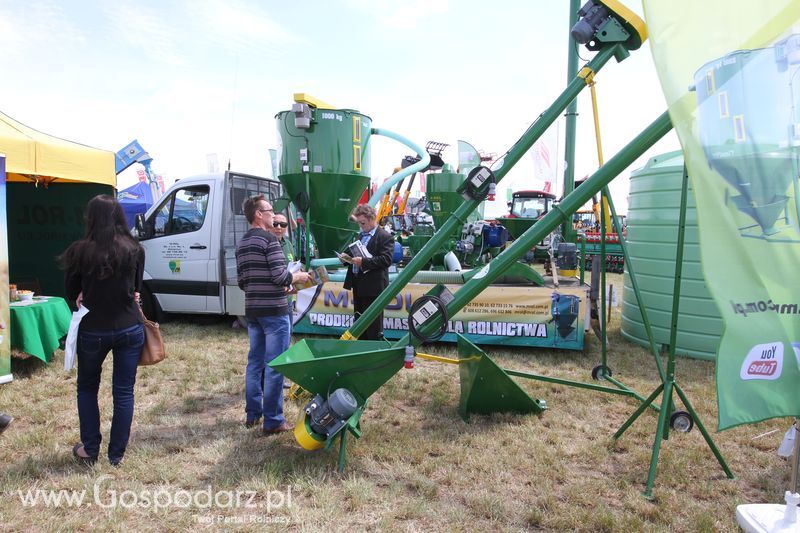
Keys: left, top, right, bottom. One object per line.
{"left": 0, "top": 0, "right": 680, "bottom": 216}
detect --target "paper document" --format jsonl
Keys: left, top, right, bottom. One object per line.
{"left": 293, "top": 266, "right": 329, "bottom": 291}
{"left": 348, "top": 240, "right": 373, "bottom": 260}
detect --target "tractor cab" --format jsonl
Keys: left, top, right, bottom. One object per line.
{"left": 507, "top": 190, "right": 556, "bottom": 219}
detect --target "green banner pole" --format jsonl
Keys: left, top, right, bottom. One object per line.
{"left": 563, "top": 0, "right": 581, "bottom": 244}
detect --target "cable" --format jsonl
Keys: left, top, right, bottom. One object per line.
{"left": 408, "top": 295, "right": 449, "bottom": 343}
{"left": 574, "top": 39, "right": 590, "bottom": 63}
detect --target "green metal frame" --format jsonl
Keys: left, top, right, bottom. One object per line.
{"left": 612, "top": 166, "right": 734, "bottom": 499}
{"left": 278, "top": 9, "right": 734, "bottom": 495}
{"left": 394, "top": 112, "right": 673, "bottom": 348}
{"left": 343, "top": 41, "right": 628, "bottom": 341}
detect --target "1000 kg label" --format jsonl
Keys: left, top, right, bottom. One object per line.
{"left": 320, "top": 112, "right": 343, "bottom": 121}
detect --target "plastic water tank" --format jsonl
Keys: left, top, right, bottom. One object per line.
{"left": 620, "top": 151, "right": 723, "bottom": 361}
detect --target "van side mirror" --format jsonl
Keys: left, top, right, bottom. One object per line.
{"left": 135, "top": 213, "right": 148, "bottom": 239}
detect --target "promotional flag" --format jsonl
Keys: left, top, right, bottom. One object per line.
{"left": 457, "top": 140, "right": 481, "bottom": 176}
{"left": 530, "top": 123, "right": 559, "bottom": 194}
{"left": 644, "top": 0, "right": 800, "bottom": 429}
{"left": 0, "top": 155, "right": 10, "bottom": 384}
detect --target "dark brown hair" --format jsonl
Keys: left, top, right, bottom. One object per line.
{"left": 242, "top": 194, "right": 266, "bottom": 224}
{"left": 351, "top": 203, "right": 377, "bottom": 220}
{"left": 59, "top": 195, "right": 142, "bottom": 279}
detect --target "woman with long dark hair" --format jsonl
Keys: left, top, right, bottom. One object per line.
{"left": 61, "top": 195, "right": 145, "bottom": 466}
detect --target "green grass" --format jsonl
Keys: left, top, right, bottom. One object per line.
{"left": 0, "top": 277, "right": 796, "bottom": 531}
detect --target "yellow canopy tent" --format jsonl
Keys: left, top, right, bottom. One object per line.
{"left": 0, "top": 111, "right": 115, "bottom": 186}
{"left": 0, "top": 113, "right": 117, "bottom": 354}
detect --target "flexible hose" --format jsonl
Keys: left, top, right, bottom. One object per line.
{"left": 368, "top": 128, "right": 430, "bottom": 206}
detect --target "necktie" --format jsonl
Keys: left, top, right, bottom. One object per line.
{"left": 354, "top": 232, "right": 370, "bottom": 274}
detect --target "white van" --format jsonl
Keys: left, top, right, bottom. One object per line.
{"left": 134, "top": 171, "right": 283, "bottom": 319}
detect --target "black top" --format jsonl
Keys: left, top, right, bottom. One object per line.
{"left": 342, "top": 226, "right": 395, "bottom": 298}
{"left": 65, "top": 246, "right": 145, "bottom": 331}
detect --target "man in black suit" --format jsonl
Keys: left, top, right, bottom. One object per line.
{"left": 342, "top": 204, "right": 395, "bottom": 340}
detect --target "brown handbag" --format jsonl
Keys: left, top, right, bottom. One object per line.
{"left": 138, "top": 306, "right": 166, "bottom": 366}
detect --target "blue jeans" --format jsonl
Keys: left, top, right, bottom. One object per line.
{"left": 76, "top": 323, "right": 144, "bottom": 462}
{"left": 245, "top": 315, "right": 290, "bottom": 429}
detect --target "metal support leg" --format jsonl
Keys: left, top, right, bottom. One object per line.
{"left": 337, "top": 431, "right": 348, "bottom": 473}
{"left": 614, "top": 383, "right": 664, "bottom": 440}
{"left": 792, "top": 418, "right": 800, "bottom": 493}
{"left": 643, "top": 379, "right": 674, "bottom": 499}
{"left": 674, "top": 384, "right": 734, "bottom": 479}
{"left": 621, "top": 166, "right": 733, "bottom": 498}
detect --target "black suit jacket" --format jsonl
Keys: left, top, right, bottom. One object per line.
{"left": 343, "top": 226, "right": 394, "bottom": 298}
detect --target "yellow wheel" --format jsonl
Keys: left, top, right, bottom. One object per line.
{"left": 294, "top": 411, "right": 325, "bottom": 451}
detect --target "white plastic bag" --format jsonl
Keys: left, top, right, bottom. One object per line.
{"left": 64, "top": 305, "right": 90, "bottom": 371}
{"left": 777, "top": 425, "right": 797, "bottom": 458}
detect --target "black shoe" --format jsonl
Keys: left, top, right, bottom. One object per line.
{"left": 109, "top": 457, "right": 123, "bottom": 467}
{"left": 245, "top": 417, "right": 262, "bottom": 429}
{"left": 0, "top": 413, "right": 12, "bottom": 435}
{"left": 262, "top": 422, "right": 293, "bottom": 436}
{"left": 72, "top": 443, "right": 97, "bottom": 466}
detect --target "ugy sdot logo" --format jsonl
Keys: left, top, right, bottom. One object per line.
{"left": 740, "top": 342, "right": 783, "bottom": 381}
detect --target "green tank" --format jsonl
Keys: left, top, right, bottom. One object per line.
{"left": 426, "top": 168, "right": 482, "bottom": 236}
{"left": 621, "top": 151, "right": 723, "bottom": 361}
{"left": 276, "top": 106, "right": 372, "bottom": 254}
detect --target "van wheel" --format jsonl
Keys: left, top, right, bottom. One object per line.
{"left": 141, "top": 287, "right": 166, "bottom": 322}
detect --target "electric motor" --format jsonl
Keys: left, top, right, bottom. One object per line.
{"left": 305, "top": 388, "right": 358, "bottom": 439}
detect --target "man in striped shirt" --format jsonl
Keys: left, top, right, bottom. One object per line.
{"left": 236, "top": 195, "right": 309, "bottom": 435}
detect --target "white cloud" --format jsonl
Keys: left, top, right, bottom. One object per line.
{"left": 190, "top": 0, "right": 305, "bottom": 53}
{"left": 102, "top": 2, "right": 185, "bottom": 65}
{"left": 344, "top": 0, "right": 449, "bottom": 29}
{"left": 0, "top": 1, "right": 85, "bottom": 57}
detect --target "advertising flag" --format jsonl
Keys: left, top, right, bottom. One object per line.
{"left": 644, "top": 0, "right": 800, "bottom": 428}
{"left": 0, "top": 155, "right": 10, "bottom": 384}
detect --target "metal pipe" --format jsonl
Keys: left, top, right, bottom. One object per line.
{"left": 343, "top": 43, "right": 625, "bottom": 340}
{"left": 505, "top": 368, "right": 638, "bottom": 397}
{"left": 600, "top": 189, "right": 608, "bottom": 370}
{"left": 604, "top": 191, "right": 666, "bottom": 381}
{"left": 394, "top": 111, "right": 673, "bottom": 347}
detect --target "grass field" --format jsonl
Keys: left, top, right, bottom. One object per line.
{"left": 0, "top": 276, "right": 796, "bottom": 531}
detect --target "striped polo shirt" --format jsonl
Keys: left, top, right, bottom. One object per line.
{"left": 235, "top": 228, "right": 293, "bottom": 317}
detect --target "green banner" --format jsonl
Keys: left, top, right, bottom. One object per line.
{"left": 0, "top": 156, "right": 10, "bottom": 384}
{"left": 292, "top": 282, "right": 586, "bottom": 350}
{"left": 7, "top": 182, "right": 113, "bottom": 300}
{"left": 644, "top": 1, "right": 800, "bottom": 428}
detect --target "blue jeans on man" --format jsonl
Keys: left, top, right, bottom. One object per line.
{"left": 76, "top": 323, "right": 144, "bottom": 463}
{"left": 245, "top": 314, "right": 290, "bottom": 429}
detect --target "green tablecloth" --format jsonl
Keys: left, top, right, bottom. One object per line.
{"left": 10, "top": 297, "right": 71, "bottom": 363}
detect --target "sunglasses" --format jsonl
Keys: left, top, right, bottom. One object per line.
{"left": 273, "top": 222, "right": 288, "bottom": 228}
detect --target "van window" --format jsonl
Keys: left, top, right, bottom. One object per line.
{"left": 146, "top": 185, "right": 210, "bottom": 238}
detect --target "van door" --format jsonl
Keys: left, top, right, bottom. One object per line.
{"left": 140, "top": 183, "right": 214, "bottom": 313}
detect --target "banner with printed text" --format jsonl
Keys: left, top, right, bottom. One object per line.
{"left": 644, "top": 1, "right": 800, "bottom": 428}
{"left": 0, "top": 156, "right": 10, "bottom": 384}
{"left": 292, "top": 282, "right": 586, "bottom": 350}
